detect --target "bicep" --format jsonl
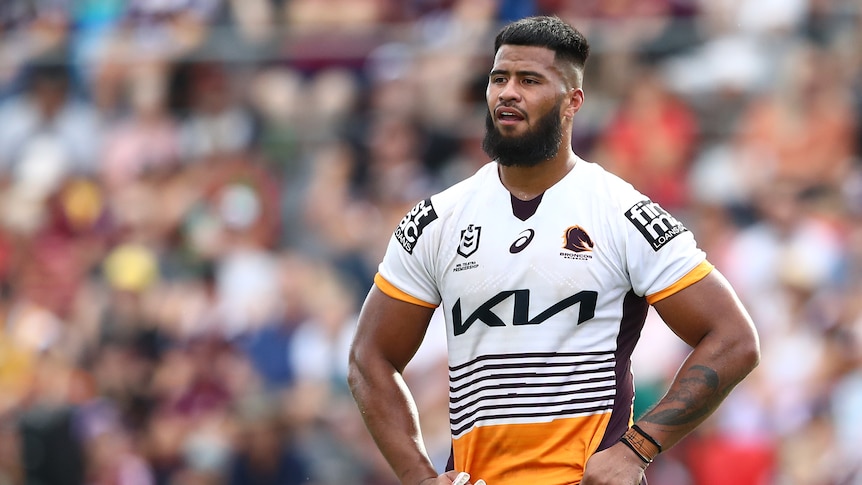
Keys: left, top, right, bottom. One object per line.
{"left": 351, "top": 285, "right": 437, "bottom": 374}
{"left": 652, "top": 269, "right": 755, "bottom": 348}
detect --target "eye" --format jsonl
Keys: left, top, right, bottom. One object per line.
{"left": 522, "top": 78, "right": 540, "bottom": 85}
{"left": 491, "top": 76, "right": 507, "bottom": 84}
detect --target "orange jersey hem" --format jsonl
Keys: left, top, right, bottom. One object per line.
{"left": 453, "top": 413, "right": 611, "bottom": 485}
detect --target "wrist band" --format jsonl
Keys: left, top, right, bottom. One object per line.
{"left": 619, "top": 434, "right": 652, "bottom": 463}
{"left": 619, "top": 425, "right": 662, "bottom": 464}
{"left": 632, "top": 425, "right": 663, "bottom": 453}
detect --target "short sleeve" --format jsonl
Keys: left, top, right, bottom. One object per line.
{"left": 377, "top": 198, "right": 442, "bottom": 307}
{"left": 621, "top": 199, "right": 711, "bottom": 302}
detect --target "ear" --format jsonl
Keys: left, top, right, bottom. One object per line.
{"left": 563, "top": 88, "right": 585, "bottom": 119}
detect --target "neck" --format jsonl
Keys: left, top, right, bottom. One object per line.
{"left": 498, "top": 148, "right": 577, "bottom": 201}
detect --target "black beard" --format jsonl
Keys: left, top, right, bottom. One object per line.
{"left": 482, "top": 102, "right": 564, "bottom": 167}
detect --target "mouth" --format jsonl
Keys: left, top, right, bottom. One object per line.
{"left": 494, "top": 106, "right": 526, "bottom": 126}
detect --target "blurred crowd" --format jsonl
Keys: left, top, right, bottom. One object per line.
{"left": 0, "top": 1, "right": 860, "bottom": 484}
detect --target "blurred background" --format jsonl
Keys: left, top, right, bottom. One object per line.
{"left": 0, "top": 0, "right": 860, "bottom": 484}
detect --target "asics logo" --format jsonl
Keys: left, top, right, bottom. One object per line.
{"left": 509, "top": 229, "right": 535, "bottom": 253}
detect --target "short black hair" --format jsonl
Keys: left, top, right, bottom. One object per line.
{"left": 494, "top": 16, "right": 590, "bottom": 71}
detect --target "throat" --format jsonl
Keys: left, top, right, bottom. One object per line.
{"left": 511, "top": 193, "right": 544, "bottom": 221}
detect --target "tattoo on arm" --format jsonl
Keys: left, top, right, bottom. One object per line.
{"left": 641, "top": 365, "right": 730, "bottom": 427}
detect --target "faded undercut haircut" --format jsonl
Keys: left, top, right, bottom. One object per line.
{"left": 494, "top": 16, "right": 590, "bottom": 87}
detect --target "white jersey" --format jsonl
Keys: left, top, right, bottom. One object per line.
{"left": 376, "top": 159, "right": 712, "bottom": 484}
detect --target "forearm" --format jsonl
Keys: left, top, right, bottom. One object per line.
{"left": 634, "top": 329, "right": 759, "bottom": 450}
{"left": 348, "top": 357, "right": 437, "bottom": 485}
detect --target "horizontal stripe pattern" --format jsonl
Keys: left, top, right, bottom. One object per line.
{"left": 449, "top": 351, "right": 616, "bottom": 438}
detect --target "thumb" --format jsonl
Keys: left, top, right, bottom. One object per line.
{"left": 450, "top": 471, "right": 472, "bottom": 485}
{"left": 442, "top": 470, "right": 463, "bottom": 483}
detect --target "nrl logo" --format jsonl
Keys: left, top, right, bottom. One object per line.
{"left": 457, "top": 224, "right": 481, "bottom": 258}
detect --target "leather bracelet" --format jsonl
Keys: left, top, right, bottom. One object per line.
{"left": 619, "top": 426, "right": 662, "bottom": 464}
{"left": 619, "top": 433, "right": 652, "bottom": 463}
{"left": 632, "top": 425, "right": 662, "bottom": 453}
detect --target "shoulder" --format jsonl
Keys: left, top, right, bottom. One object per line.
{"left": 393, "top": 162, "right": 495, "bottom": 254}
{"left": 431, "top": 162, "right": 496, "bottom": 211}
{"left": 574, "top": 157, "right": 693, "bottom": 250}
{"left": 409, "top": 162, "right": 496, "bottom": 222}
{"left": 573, "top": 157, "right": 648, "bottom": 214}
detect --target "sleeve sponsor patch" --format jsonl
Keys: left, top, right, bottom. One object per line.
{"left": 395, "top": 198, "right": 438, "bottom": 254}
{"left": 625, "top": 200, "right": 688, "bottom": 251}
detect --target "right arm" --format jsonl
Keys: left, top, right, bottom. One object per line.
{"left": 348, "top": 285, "right": 455, "bottom": 485}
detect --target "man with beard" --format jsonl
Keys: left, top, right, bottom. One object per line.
{"left": 348, "top": 16, "right": 759, "bottom": 485}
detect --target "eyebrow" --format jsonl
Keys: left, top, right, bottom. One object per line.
{"left": 489, "top": 69, "right": 548, "bottom": 79}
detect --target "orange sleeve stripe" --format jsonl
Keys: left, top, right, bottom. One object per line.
{"left": 374, "top": 273, "right": 438, "bottom": 309}
{"left": 646, "top": 260, "right": 714, "bottom": 305}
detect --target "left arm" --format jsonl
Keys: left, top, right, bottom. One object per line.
{"left": 582, "top": 269, "right": 760, "bottom": 484}
{"left": 637, "top": 268, "right": 760, "bottom": 446}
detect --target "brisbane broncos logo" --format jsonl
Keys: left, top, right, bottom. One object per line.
{"left": 562, "top": 225, "right": 594, "bottom": 252}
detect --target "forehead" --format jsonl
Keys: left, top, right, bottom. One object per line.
{"left": 491, "top": 45, "right": 560, "bottom": 76}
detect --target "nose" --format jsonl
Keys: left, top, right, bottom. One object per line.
{"left": 498, "top": 79, "right": 521, "bottom": 102}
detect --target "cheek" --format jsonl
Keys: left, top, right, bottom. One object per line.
{"left": 549, "top": 95, "right": 568, "bottom": 117}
